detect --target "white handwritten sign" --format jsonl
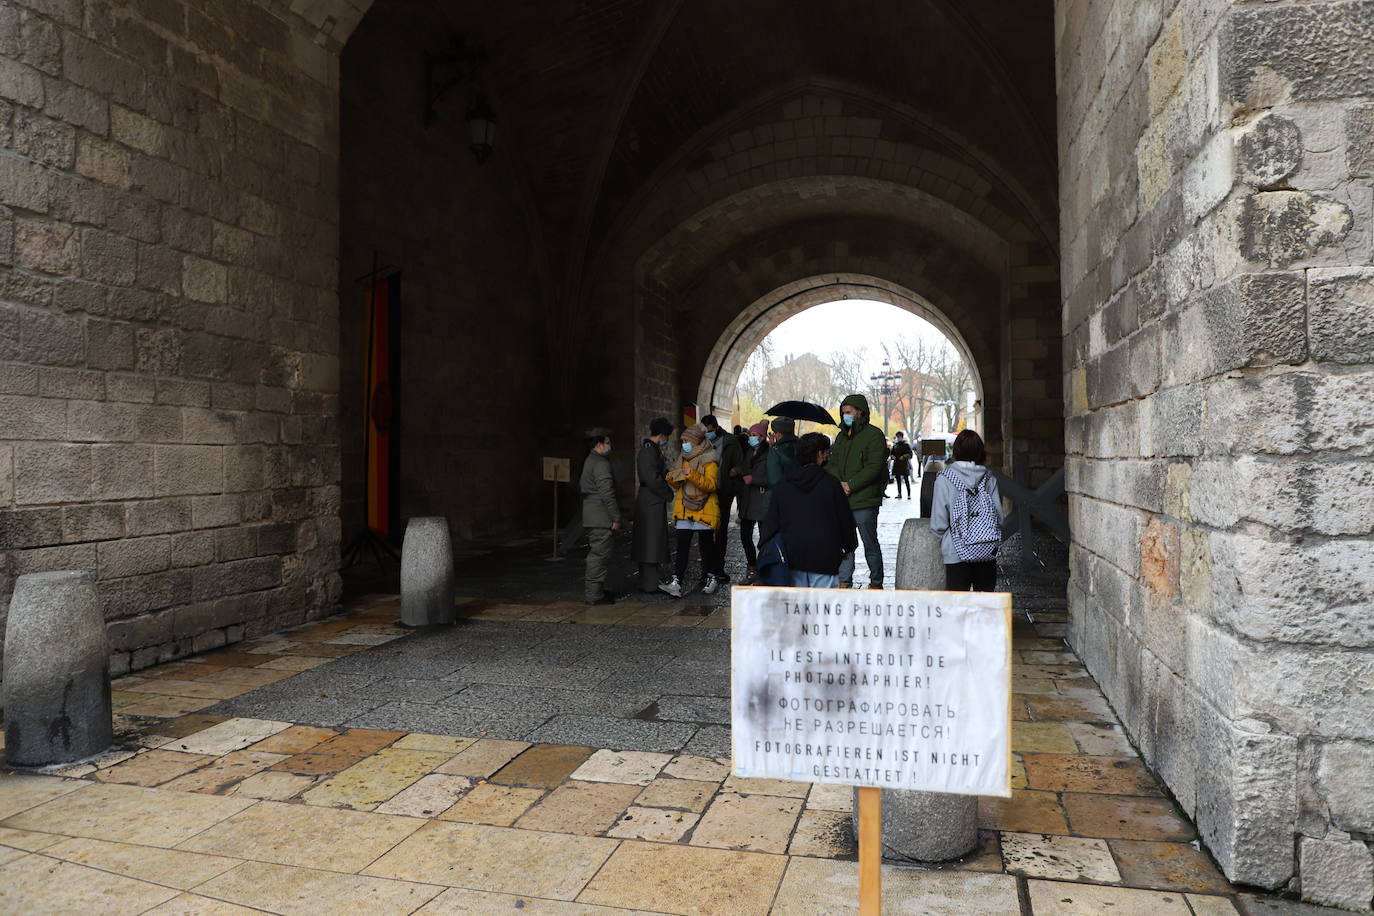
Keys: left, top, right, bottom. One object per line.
{"left": 542, "top": 457, "right": 571, "bottom": 482}
{"left": 731, "top": 587, "right": 1011, "bottom": 797}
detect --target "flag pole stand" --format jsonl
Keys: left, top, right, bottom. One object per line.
{"left": 546, "top": 481, "right": 565, "bottom": 562}
{"left": 858, "top": 786, "right": 882, "bottom": 916}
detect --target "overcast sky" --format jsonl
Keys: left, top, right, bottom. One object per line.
{"left": 754, "top": 299, "right": 954, "bottom": 375}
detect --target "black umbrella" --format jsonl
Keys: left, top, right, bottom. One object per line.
{"left": 765, "top": 400, "right": 837, "bottom": 425}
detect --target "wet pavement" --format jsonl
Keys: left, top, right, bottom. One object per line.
{"left": 0, "top": 483, "right": 1337, "bottom": 914}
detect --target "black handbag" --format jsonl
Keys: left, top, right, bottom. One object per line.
{"left": 756, "top": 533, "right": 791, "bottom": 586}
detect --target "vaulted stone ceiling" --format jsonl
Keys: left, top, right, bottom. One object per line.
{"left": 391, "top": 0, "right": 1057, "bottom": 303}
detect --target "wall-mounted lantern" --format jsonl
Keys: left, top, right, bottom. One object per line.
{"left": 425, "top": 34, "right": 497, "bottom": 164}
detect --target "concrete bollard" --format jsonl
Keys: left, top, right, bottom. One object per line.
{"left": 3, "top": 571, "right": 113, "bottom": 767}
{"left": 919, "top": 458, "right": 945, "bottom": 517}
{"left": 851, "top": 518, "right": 979, "bottom": 861}
{"left": 400, "top": 517, "right": 456, "bottom": 627}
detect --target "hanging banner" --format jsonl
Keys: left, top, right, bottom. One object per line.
{"left": 731, "top": 587, "right": 1012, "bottom": 797}
{"left": 362, "top": 271, "right": 401, "bottom": 540}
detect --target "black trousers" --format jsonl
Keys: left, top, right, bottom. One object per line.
{"left": 740, "top": 518, "right": 759, "bottom": 567}
{"left": 715, "top": 490, "right": 736, "bottom": 571}
{"left": 675, "top": 528, "right": 719, "bottom": 581}
{"left": 893, "top": 473, "right": 911, "bottom": 497}
{"left": 945, "top": 561, "right": 997, "bottom": 592}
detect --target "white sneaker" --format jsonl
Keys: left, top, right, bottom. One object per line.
{"left": 702, "top": 574, "right": 720, "bottom": 595}
{"left": 658, "top": 577, "right": 683, "bottom": 598}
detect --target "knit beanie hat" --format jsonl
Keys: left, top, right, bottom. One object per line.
{"left": 770, "top": 417, "right": 795, "bottom": 435}
{"left": 681, "top": 423, "right": 708, "bottom": 446}
{"left": 748, "top": 420, "right": 770, "bottom": 438}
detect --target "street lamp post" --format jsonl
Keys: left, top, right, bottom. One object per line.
{"left": 868, "top": 359, "right": 901, "bottom": 437}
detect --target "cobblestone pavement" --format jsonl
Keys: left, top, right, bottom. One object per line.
{"left": 0, "top": 491, "right": 1337, "bottom": 914}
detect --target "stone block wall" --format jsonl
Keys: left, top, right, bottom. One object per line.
{"left": 0, "top": 0, "right": 344, "bottom": 676}
{"left": 1059, "top": 0, "right": 1374, "bottom": 908}
{"left": 337, "top": 0, "right": 548, "bottom": 545}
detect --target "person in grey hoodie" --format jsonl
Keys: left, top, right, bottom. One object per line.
{"left": 929, "top": 429, "right": 1003, "bottom": 591}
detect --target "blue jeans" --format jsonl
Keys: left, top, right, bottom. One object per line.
{"left": 791, "top": 570, "right": 839, "bottom": 588}
{"left": 838, "top": 507, "right": 883, "bottom": 587}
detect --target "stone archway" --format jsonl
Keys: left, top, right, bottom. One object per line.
{"left": 696, "top": 274, "right": 985, "bottom": 420}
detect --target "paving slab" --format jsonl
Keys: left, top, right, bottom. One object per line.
{"left": 576, "top": 840, "right": 787, "bottom": 916}
{"left": 772, "top": 858, "right": 1021, "bottom": 915}
{"left": 570, "top": 749, "right": 672, "bottom": 786}
{"left": 0, "top": 853, "right": 182, "bottom": 915}
{"left": 515, "top": 780, "right": 642, "bottom": 836}
{"left": 1027, "top": 879, "right": 1193, "bottom": 914}
{"left": 3, "top": 782, "right": 252, "bottom": 847}
{"left": 41, "top": 836, "right": 241, "bottom": 890}
{"left": 193, "top": 860, "right": 442, "bottom": 915}
{"left": 362, "top": 820, "right": 618, "bottom": 899}
{"left": 178, "top": 800, "right": 423, "bottom": 872}
{"left": 525, "top": 716, "right": 697, "bottom": 754}
{"left": 438, "top": 783, "right": 546, "bottom": 826}
{"left": 1000, "top": 831, "right": 1122, "bottom": 882}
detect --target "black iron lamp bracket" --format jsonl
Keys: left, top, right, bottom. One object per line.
{"left": 425, "top": 33, "right": 486, "bottom": 128}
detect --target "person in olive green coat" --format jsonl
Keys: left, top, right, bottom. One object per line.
{"left": 828, "top": 393, "right": 888, "bottom": 588}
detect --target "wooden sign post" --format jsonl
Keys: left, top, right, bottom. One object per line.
{"left": 731, "top": 586, "right": 1012, "bottom": 914}
{"left": 542, "top": 457, "right": 571, "bottom": 559}
{"left": 858, "top": 785, "right": 881, "bottom": 915}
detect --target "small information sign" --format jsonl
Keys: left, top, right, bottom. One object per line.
{"left": 542, "top": 457, "right": 571, "bottom": 483}
{"left": 731, "top": 587, "right": 1012, "bottom": 797}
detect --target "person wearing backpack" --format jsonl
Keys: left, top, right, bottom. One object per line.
{"left": 930, "top": 429, "right": 1004, "bottom": 591}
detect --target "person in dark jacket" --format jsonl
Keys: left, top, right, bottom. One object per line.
{"left": 737, "top": 420, "right": 771, "bottom": 581}
{"left": 890, "top": 431, "right": 914, "bottom": 499}
{"left": 829, "top": 393, "right": 889, "bottom": 589}
{"left": 580, "top": 429, "right": 620, "bottom": 605}
{"left": 632, "top": 417, "right": 674, "bottom": 585}
{"left": 763, "top": 416, "right": 798, "bottom": 516}
{"left": 704, "top": 414, "right": 745, "bottom": 581}
{"left": 761, "top": 432, "right": 858, "bottom": 587}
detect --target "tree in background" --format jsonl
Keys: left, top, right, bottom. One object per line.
{"left": 825, "top": 347, "right": 870, "bottom": 406}
{"left": 734, "top": 333, "right": 974, "bottom": 436}
{"left": 926, "top": 347, "right": 975, "bottom": 432}
{"left": 883, "top": 336, "right": 976, "bottom": 436}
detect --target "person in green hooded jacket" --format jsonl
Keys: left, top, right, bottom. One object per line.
{"left": 828, "top": 393, "right": 888, "bottom": 588}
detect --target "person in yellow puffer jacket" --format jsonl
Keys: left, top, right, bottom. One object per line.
{"left": 660, "top": 423, "right": 723, "bottom": 597}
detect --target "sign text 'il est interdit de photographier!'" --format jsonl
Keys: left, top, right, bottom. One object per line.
{"left": 731, "top": 587, "right": 1012, "bottom": 797}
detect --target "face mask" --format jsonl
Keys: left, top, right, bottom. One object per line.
{"left": 843, "top": 414, "right": 856, "bottom": 427}
{"left": 682, "top": 442, "right": 693, "bottom": 454}
{"left": 748, "top": 436, "right": 760, "bottom": 448}
{"left": 705, "top": 431, "right": 717, "bottom": 441}
{"left": 601, "top": 444, "right": 611, "bottom": 456}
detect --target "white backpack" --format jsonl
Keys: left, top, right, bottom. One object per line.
{"left": 941, "top": 468, "right": 1001, "bottom": 562}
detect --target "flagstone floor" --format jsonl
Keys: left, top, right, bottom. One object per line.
{"left": 0, "top": 595, "right": 1333, "bottom": 915}
{"left": 0, "top": 493, "right": 1337, "bottom": 914}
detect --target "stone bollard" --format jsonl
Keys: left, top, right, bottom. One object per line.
{"left": 400, "top": 517, "right": 456, "bottom": 627}
{"left": 919, "top": 458, "right": 945, "bottom": 517}
{"left": 852, "top": 518, "right": 979, "bottom": 861}
{"left": 3, "top": 571, "right": 113, "bottom": 767}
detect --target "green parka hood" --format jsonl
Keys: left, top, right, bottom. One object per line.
{"left": 838, "top": 393, "right": 871, "bottom": 436}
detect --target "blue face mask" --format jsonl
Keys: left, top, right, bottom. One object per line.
{"left": 705, "top": 431, "right": 718, "bottom": 441}
{"left": 601, "top": 444, "right": 611, "bottom": 456}
{"left": 682, "top": 442, "right": 693, "bottom": 454}
{"left": 748, "top": 436, "right": 760, "bottom": 448}
{"left": 843, "top": 414, "right": 856, "bottom": 427}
